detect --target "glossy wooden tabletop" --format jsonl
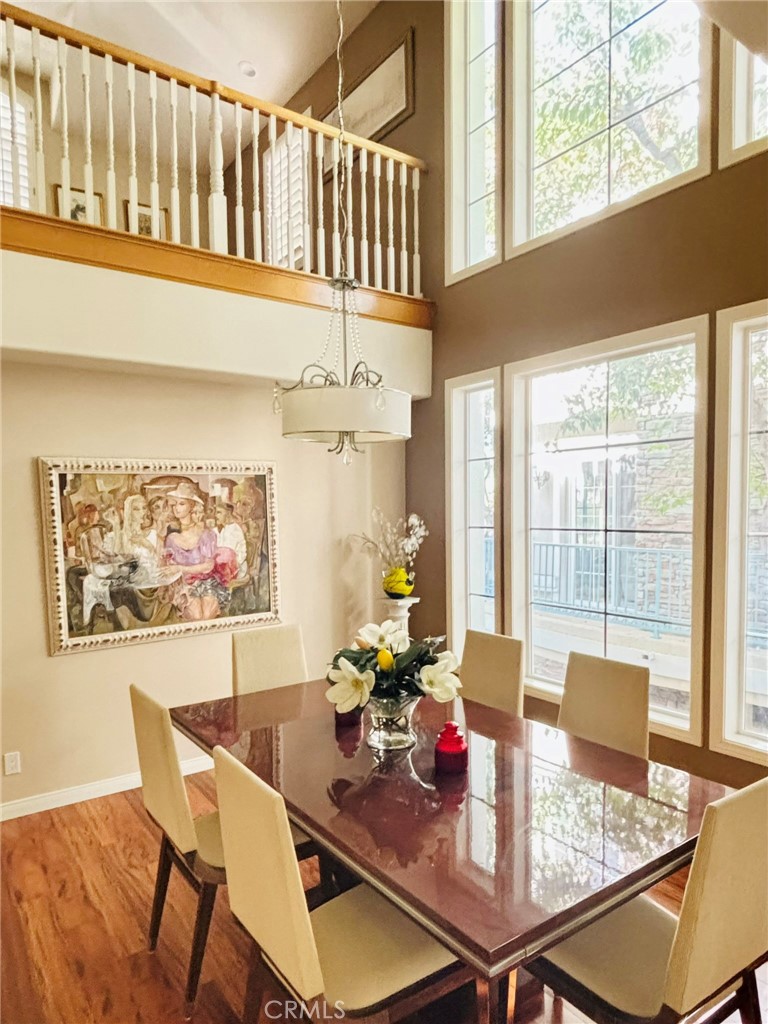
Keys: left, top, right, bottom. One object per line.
{"left": 171, "top": 680, "right": 728, "bottom": 978}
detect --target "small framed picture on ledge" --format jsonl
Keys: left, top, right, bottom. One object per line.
{"left": 123, "top": 200, "right": 169, "bottom": 240}
{"left": 54, "top": 185, "right": 104, "bottom": 225}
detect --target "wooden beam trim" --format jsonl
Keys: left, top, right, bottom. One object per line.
{"left": 0, "top": 208, "right": 435, "bottom": 330}
{"left": 0, "top": 2, "right": 428, "bottom": 171}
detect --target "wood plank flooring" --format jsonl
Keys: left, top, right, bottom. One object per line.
{"left": 2, "top": 773, "right": 765, "bottom": 1024}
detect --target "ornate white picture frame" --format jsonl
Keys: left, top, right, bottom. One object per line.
{"left": 39, "top": 456, "right": 280, "bottom": 655}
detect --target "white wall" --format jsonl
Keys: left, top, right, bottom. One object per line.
{"left": 1, "top": 360, "right": 404, "bottom": 810}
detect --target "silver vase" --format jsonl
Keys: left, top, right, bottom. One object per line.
{"left": 366, "top": 694, "right": 421, "bottom": 751}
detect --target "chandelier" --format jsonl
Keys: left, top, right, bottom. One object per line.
{"left": 275, "top": 0, "right": 412, "bottom": 463}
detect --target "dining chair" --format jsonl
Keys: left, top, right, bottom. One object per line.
{"left": 527, "top": 777, "right": 768, "bottom": 1024}
{"left": 232, "top": 623, "right": 308, "bottom": 695}
{"left": 557, "top": 651, "right": 650, "bottom": 758}
{"left": 213, "top": 745, "right": 479, "bottom": 1024}
{"left": 459, "top": 630, "right": 524, "bottom": 716}
{"left": 129, "top": 685, "right": 318, "bottom": 1017}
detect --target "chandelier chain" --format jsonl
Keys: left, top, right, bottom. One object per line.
{"left": 335, "top": 0, "right": 349, "bottom": 280}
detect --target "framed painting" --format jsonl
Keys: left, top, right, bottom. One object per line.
{"left": 123, "top": 200, "right": 170, "bottom": 240}
{"left": 54, "top": 185, "right": 104, "bottom": 225}
{"left": 320, "top": 28, "right": 414, "bottom": 172}
{"left": 38, "top": 457, "right": 280, "bottom": 654}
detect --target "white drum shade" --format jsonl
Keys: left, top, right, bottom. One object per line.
{"left": 281, "top": 385, "right": 411, "bottom": 443}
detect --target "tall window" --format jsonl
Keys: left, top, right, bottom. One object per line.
{"left": 264, "top": 123, "right": 309, "bottom": 269}
{"left": 719, "top": 33, "right": 768, "bottom": 167}
{"left": 445, "top": 0, "right": 501, "bottom": 281}
{"left": 510, "top": 0, "right": 707, "bottom": 245}
{"left": 504, "top": 318, "right": 708, "bottom": 742}
{"left": 447, "top": 371, "right": 500, "bottom": 656}
{"left": 711, "top": 302, "right": 768, "bottom": 764}
{"left": 0, "top": 86, "right": 33, "bottom": 209}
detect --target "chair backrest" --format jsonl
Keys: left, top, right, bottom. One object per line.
{"left": 459, "top": 630, "right": 524, "bottom": 716}
{"left": 213, "top": 745, "right": 324, "bottom": 1001}
{"left": 557, "top": 652, "right": 649, "bottom": 757}
{"left": 664, "top": 777, "right": 768, "bottom": 1014}
{"left": 129, "top": 685, "right": 198, "bottom": 854}
{"left": 232, "top": 624, "right": 308, "bottom": 696}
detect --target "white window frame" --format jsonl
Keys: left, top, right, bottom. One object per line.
{"left": 710, "top": 299, "right": 768, "bottom": 766}
{"left": 264, "top": 109, "right": 312, "bottom": 271}
{"left": 0, "top": 79, "right": 36, "bottom": 211}
{"left": 445, "top": 368, "right": 502, "bottom": 659}
{"left": 718, "top": 32, "right": 768, "bottom": 168}
{"left": 502, "top": 2, "right": 713, "bottom": 261}
{"left": 444, "top": 0, "right": 503, "bottom": 286}
{"left": 503, "top": 316, "right": 709, "bottom": 745}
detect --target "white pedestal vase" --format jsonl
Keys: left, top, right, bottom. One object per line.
{"left": 379, "top": 596, "right": 420, "bottom": 633}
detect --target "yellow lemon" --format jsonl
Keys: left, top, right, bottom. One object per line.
{"left": 382, "top": 566, "right": 415, "bottom": 598}
{"left": 377, "top": 649, "right": 394, "bottom": 672}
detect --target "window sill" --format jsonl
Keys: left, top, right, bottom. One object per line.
{"left": 444, "top": 250, "right": 501, "bottom": 288}
{"left": 718, "top": 135, "right": 768, "bottom": 170}
{"left": 709, "top": 733, "right": 768, "bottom": 768}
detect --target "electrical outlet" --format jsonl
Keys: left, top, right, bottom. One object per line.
{"left": 3, "top": 752, "right": 21, "bottom": 775}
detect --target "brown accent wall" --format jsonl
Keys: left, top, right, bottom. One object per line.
{"left": 288, "top": 1, "right": 768, "bottom": 787}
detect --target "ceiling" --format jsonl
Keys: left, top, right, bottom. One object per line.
{"left": 16, "top": 0, "right": 380, "bottom": 107}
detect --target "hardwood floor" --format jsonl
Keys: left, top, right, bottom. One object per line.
{"left": 2, "top": 773, "right": 765, "bottom": 1024}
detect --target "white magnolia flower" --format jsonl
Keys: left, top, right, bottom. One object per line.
{"left": 418, "top": 650, "right": 462, "bottom": 703}
{"left": 356, "top": 620, "right": 410, "bottom": 655}
{"left": 325, "top": 657, "right": 375, "bottom": 713}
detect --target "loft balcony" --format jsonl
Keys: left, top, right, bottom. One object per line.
{"left": 0, "top": 2, "right": 432, "bottom": 391}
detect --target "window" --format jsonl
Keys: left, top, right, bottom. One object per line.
{"left": 711, "top": 301, "right": 768, "bottom": 765}
{"left": 264, "top": 122, "right": 310, "bottom": 270}
{"left": 719, "top": 32, "right": 768, "bottom": 167}
{"left": 0, "top": 84, "right": 33, "bottom": 209}
{"left": 445, "top": 0, "right": 502, "bottom": 282}
{"left": 508, "top": 0, "right": 709, "bottom": 249}
{"left": 503, "top": 317, "right": 708, "bottom": 743}
{"left": 446, "top": 370, "right": 501, "bottom": 656}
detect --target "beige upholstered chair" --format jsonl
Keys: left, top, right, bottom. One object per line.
{"left": 459, "top": 630, "right": 524, "bottom": 716}
{"left": 213, "top": 745, "right": 476, "bottom": 1023}
{"left": 129, "top": 685, "right": 316, "bottom": 1016}
{"left": 528, "top": 777, "right": 768, "bottom": 1024}
{"left": 557, "top": 652, "right": 650, "bottom": 758}
{"left": 232, "top": 623, "right": 308, "bottom": 695}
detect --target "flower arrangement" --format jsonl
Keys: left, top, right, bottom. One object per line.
{"left": 358, "top": 509, "right": 429, "bottom": 598}
{"left": 325, "top": 620, "right": 461, "bottom": 713}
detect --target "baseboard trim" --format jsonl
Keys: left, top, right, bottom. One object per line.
{"left": 0, "top": 754, "right": 213, "bottom": 822}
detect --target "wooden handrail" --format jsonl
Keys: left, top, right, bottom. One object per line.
{"left": 0, "top": 1, "right": 428, "bottom": 172}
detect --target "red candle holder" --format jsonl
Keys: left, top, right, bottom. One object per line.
{"left": 435, "top": 721, "right": 468, "bottom": 774}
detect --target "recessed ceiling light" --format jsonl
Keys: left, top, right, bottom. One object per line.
{"left": 238, "top": 60, "right": 257, "bottom": 79}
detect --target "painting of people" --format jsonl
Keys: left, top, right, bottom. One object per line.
{"left": 39, "top": 458, "right": 279, "bottom": 654}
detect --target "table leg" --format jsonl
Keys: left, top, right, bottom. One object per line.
{"left": 475, "top": 971, "right": 517, "bottom": 1024}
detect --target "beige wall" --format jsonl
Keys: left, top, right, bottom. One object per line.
{"left": 1, "top": 360, "right": 404, "bottom": 807}
{"left": 287, "top": 1, "right": 768, "bottom": 787}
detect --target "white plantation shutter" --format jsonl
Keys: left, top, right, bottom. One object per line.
{"left": 264, "top": 125, "right": 308, "bottom": 269}
{"left": 0, "top": 88, "right": 33, "bottom": 209}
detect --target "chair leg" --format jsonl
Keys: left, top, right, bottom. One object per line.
{"left": 148, "top": 833, "right": 173, "bottom": 952}
{"left": 318, "top": 852, "right": 339, "bottom": 900}
{"left": 737, "top": 971, "right": 763, "bottom": 1024}
{"left": 242, "top": 944, "right": 267, "bottom": 1024}
{"left": 184, "top": 882, "right": 218, "bottom": 1018}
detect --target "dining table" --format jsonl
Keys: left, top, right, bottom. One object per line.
{"left": 171, "top": 679, "right": 728, "bottom": 1023}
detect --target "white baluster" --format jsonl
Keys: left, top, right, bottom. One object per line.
{"left": 169, "top": 78, "right": 180, "bottom": 243}
{"left": 399, "top": 162, "right": 408, "bottom": 295}
{"left": 332, "top": 137, "right": 340, "bottom": 277}
{"left": 252, "top": 107, "right": 262, "bottom": 262}
{"left": 208, "top": 91, "right": 228, "bottom": 253}
{"left": 412, "top": 167, "right": 421, "bottom": 297}
{"left": 360, "top": 149, "right": 369, "bottom": 286}
{"left": 5, "top": 19, "right": 20, "bottom": 207}
{"left": 267, "top": 113, "right": 277, "bottom": 264}
{"left": 286, "top": 122, "right": 295, "bottom": 270}
{"left": 31, "top": 27, "right": 46, "bottom": 214}
{"left": 81, "top": 46, "right": 95, "bottom": 223}
{"left": 55, "top": 37, "right": 71, "bottom": 219}
{"left": 104, "top": 55, "right": 117, "bottom": 228}
{"left": 345, "top": 142, "right": 355, "bottom": 278}
{"left": 148, "top": 70, "right": 160, "bottom": 238}
{"left": 127, "top": 62, "right": 138, "bottom": 233}
{"left": 302, "top": 126, "right": 311, "bottom": 271}
{"left": 234, "top": 101, "right": 244, "bottom": 257}
{"left": 315, "top": 131, "right": 325, "bottom": 277}
{"left": 386, "top": 157, "right": 395, "bottom": 291}
{"left": 373, "top": 152, "right": 382, "bottom": 289}
{"left": 189, "top": 85, "right": 199, "bottom": 247}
